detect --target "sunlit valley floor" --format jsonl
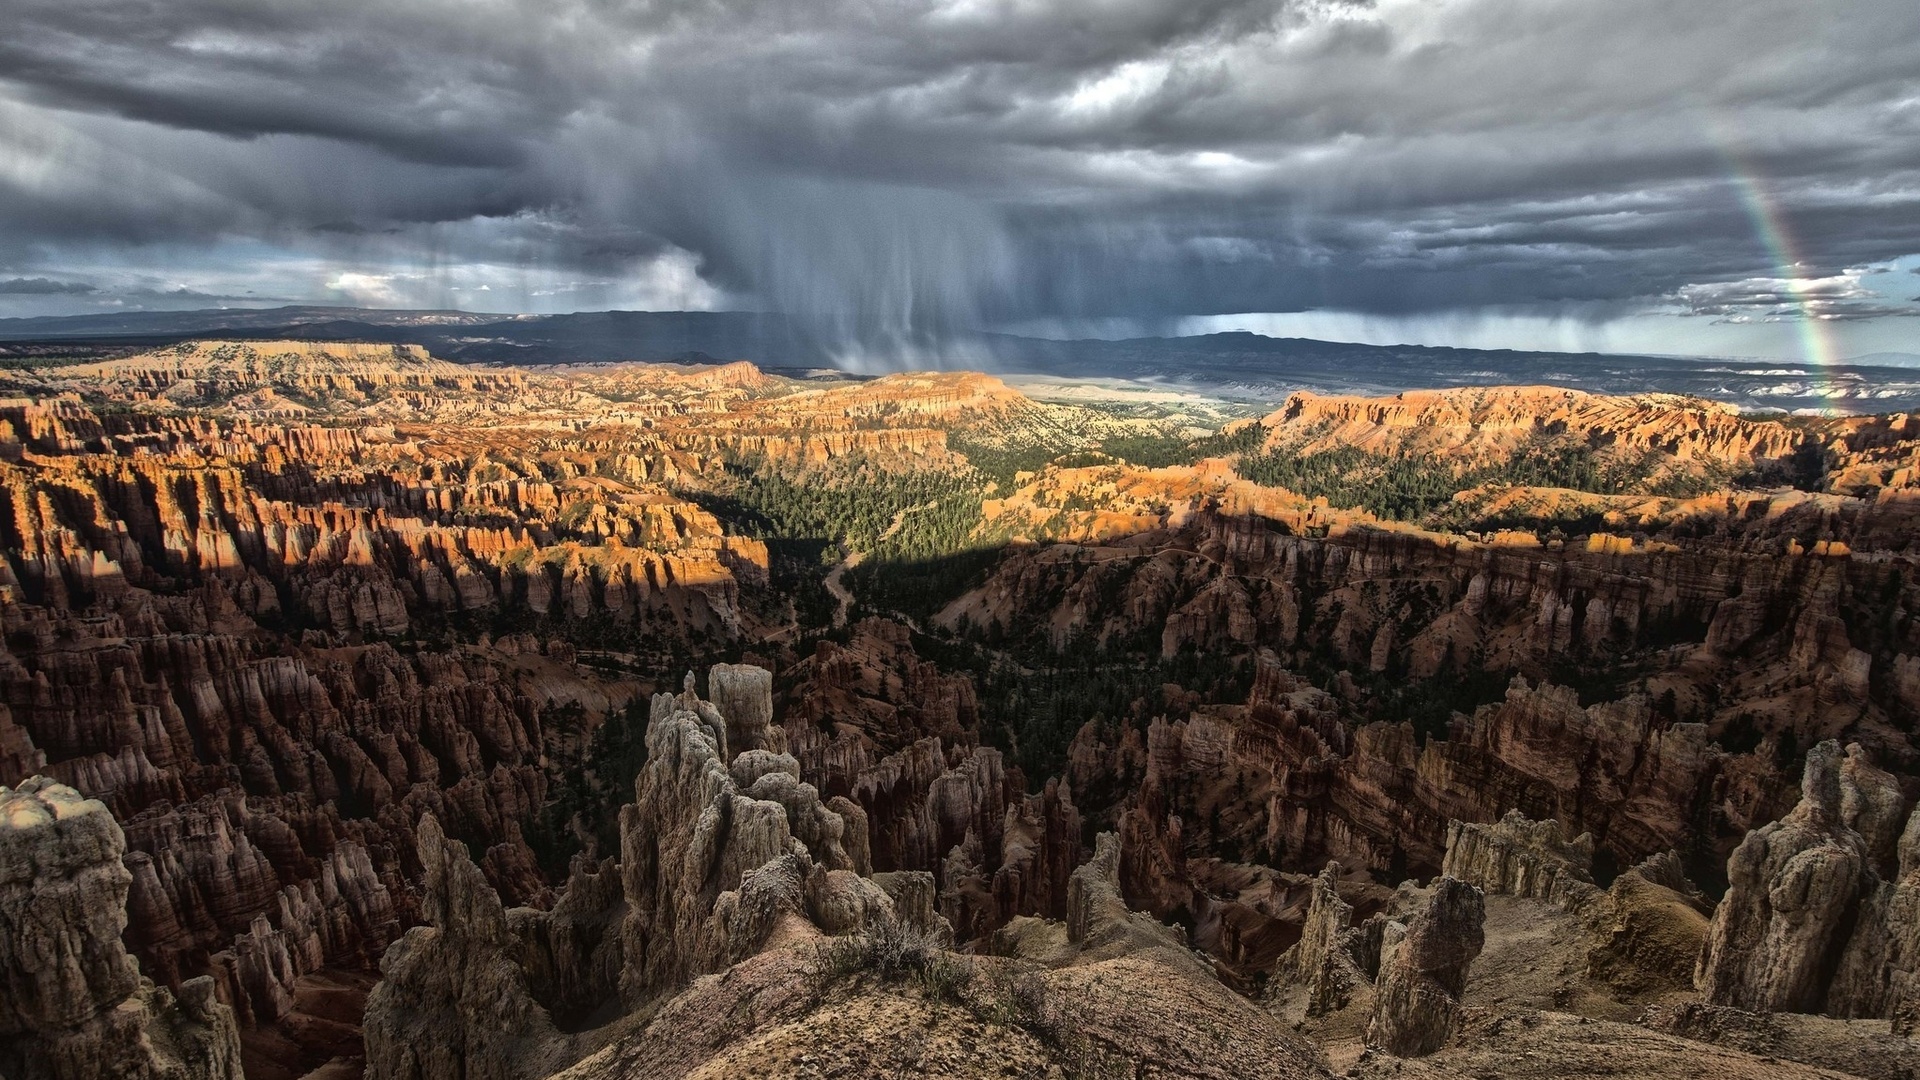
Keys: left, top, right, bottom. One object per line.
{"left": 4, "top": 339, "right": 1920, "bottom": 1079}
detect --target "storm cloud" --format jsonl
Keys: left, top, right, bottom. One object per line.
{"left": 2, "top": 0, "right": 1917, "bottom": 356}
{"left": 0, "top": 277, "right": 95, "bottom": 295}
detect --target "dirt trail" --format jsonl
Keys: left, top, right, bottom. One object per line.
{"left": 822, "top": 550, "right": 864, "bottom": 628}
{"left": 822, "top": 502, "right": 939, "bottom": 629}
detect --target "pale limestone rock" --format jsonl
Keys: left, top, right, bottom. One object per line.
{"left": 1441, "top": 810, "right": 1603, "bottom": 914}
{"left": 1065, "top": 832, "right": 1194, "bottom": 968}
{"left": 619, "top": 691, "right": 796, "bottom": 1001}
{"left": 1700, "top": 740, "right": 1878, "bottom": 1014}
{"left": 364, "top": 814, "right": 562, "bottom": 1080}
{"left": 1890, "top": 808, "right": 1920, "bottom": 1034}
{"left": 0, "top": 777, "right": 241, "bottom": 1080}
{"left": 1832, "top": 793, "right": 1920, "bottom": 1024}
{"left": 1840, "top": 744, "right": 1908, "bottom": 874}
{"left": 828, "top": 795, "right": 874, "bottom": 877}
{"left": 872, "top": 870, "right": 951, "bottom": 941}
{"left": 619, "top": 677, "right": 873, "bottom": 1004}
{"left": 708, "top": 663, "right": 784, "bottom": 754}
{"left": 1274, "top": 862, "right": 1380, "bottom": 1016}
{"left": 1365, "top": 877, "right": 1485, "bottom": 1057}
{"left": 511, "top": 855, "right": 626, "bottom": 1027}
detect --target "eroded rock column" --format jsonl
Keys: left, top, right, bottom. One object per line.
{"left": 0, "top": 777, "right": 242, "bottom": 1080}
{"left": 1365, "top": 877, "right": 1485, "bottom": 1057}
{"left": 1698, "top": 739, "right": 1878, "bottom": 1013}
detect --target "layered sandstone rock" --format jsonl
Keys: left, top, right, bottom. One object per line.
{"left": 0, "top": 777, "right": 243, "bottom": 1080}
{"left": 0, "top": 610, "right": 615, "bottom": 1038}
{"left": 1442, "top": 811, "right": 1603, "bottom": 914}
{"left": 1697, "top": 739, "right": 1920, "bottom": 1023}
{"left": 1364, "top": 877, "right": 1486, "bottom": 1057}
{"left": 364, "top": 814, "right": 562, "bottom": 1080}
{"left": 781, "top": 620, "right": 1082, "bottom": 942}
{"left": 58, "top": 340, "right": 527, "bottom": 401}
{"left": 1273, "top": 863, "right": 1388, "bottom": 1017}
{"left": 948, "top": 446, "right": 1920, "bottom": 824}
{"left": 1257, "top": 385, "right": 1802, "bottom": 477}
{"left": 944, "top": 480, "right": 1905, "bottom": 893}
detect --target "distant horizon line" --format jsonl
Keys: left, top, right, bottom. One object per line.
{"left": 1, "top": 301, "right": 1916, "bottom": 369}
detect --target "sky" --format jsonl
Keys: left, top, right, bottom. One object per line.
{"left": 2, "top": 0, "right": 1919, "bottom": 363}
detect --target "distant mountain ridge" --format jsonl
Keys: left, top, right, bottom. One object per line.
{"left": 5, "top": 305, "right": 1919, "bottom": 413}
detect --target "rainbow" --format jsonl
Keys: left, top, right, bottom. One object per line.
{"left": 1709, "top": 127, "right": 1850, "bottom": 408}
{"left": 1724, "top": 167, "right": 1842, "bottom": 372}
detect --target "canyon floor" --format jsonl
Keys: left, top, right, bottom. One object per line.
{"left": 4, "top": 340, "right": 1920, "bottom": 1079}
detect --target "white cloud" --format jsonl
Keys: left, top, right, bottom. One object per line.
{"left": 324, "top": 271, "right": 402, "bottom": 304}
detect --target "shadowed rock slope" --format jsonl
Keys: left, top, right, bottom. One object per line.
{"left": 360, "top": 670, "right": 1332, "bottom": 1080}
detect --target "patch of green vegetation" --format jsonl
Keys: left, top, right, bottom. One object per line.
{"left": 526, "top": 694, "right": 651, "bottom": 878}
{"left": 845, "top": 547, "right": 1006, "bottom": 624}
{"left": 949, "top": 437, "right": 1062, "bottom": 492}
{"left": 1097, "top": 423, "right": 1265, "bottom": 468}
{"left": 691, "top": 457, "right": 987, "bottom": 564}
{"left": 1237, "top": 435, "right": 1729, "bottom": 522}
{"left": 1350, "top": 663, "right": 1513, "bottom": 745}
{"left": 806, "top": 918, "right": 971, "bottom": 1002}
{"left": 917, "top": 630, "right": 1251, "bottom": 785}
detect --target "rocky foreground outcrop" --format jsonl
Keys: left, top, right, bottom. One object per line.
{"left": 617, "top": 677, "right": 878, "bottom": 1003}
{"left": 364, "top": 669, "right": 902, "bottom": 1080}
{"left": 1, "top": 777, "right": 243, "bottom": 1080}
{"left": 1273, "top": 863, "right": 1388, "bottom": 1018}
{"left": 1442, "top": 809, "right": 1710, "bottom": 996}
{"left": 362, "top": 814, "right": 567, "bottom": 1080}
{"left": 1699, "top": 739, "right": 1920, "bottom": 1024}
{"left": 555, "top": 835, "right": 1330, "bottom": 1080}
{"left": 1364, "top": 877, "right": 1486, "bottom": 1057}
{"left": 359, "top": 675, "right": 1341, "bottom": 1080}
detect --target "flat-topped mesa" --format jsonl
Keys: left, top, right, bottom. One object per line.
{"left": 807, "top": 370, "right": 1031, "bottom": 422}
{"left": 1263, "top": 384, "right": 1802, "bottom": 471}
{"left": 59, "top": 339, "right": 527, "bottom": 398}
{"left": 565, "top": 359, "right": 777, "bottom": 396}
{"left": 0, "top": 777, "right": 241, "bottom": 1080}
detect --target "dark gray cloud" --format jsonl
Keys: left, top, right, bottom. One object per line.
{"left": 0, "top": 277, "right": 94, "bottom": 295}
{"left": 1, "top": 0, "right": 1918, "bottom": 350}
